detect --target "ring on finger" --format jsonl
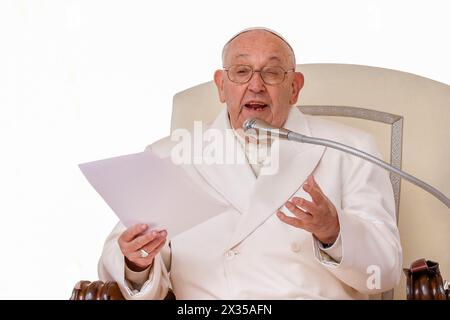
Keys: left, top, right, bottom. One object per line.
{"left": 139, "top": 249, "right": 149, "bottom": 258}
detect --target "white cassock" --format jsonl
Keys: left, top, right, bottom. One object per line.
{"left": 98, "top": 106, "right": 402, "bottom": 299}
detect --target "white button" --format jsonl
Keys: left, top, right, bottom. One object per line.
{"left": 290, "top": 242, "right": 301, "bottom": 253}
{"left": 225, "top": 250, "right": 236, "bottom": 260}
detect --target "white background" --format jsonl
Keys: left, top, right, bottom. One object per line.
{"left": 0, "top": 0, "right": 448, "bottom": 299}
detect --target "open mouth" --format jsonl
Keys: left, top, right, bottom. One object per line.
{"left": 243, "top": 103, "right": 269, "bottom": 111}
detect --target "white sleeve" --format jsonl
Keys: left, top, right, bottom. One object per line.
{"left": 97, "top": 222, "right": 171, "bottom": 300}
{"left": 124, "top": 263, "right": 151, "bottom": 291}
{"left": 314, "top": 135, "right": 402, "bottom": 295}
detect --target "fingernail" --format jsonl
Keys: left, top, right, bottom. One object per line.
{"left": 151, "top": 231, "right": 158, "bottom": 236}
{"left": 160, "top": 230, "right": 167, "bottom": 237}
{"left": 141, "top": 224, "right": 148, "bottom": 230}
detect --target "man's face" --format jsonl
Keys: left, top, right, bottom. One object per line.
{"left": 214, "top": 30, "right": 304, "bottom": 130}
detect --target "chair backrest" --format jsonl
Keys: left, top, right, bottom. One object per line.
{"left": 171, "top": 63, "right": 450, "bottom": 299}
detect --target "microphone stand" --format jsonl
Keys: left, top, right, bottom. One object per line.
{"left": 244, "top": 119, "right": 450, "bottom": 209}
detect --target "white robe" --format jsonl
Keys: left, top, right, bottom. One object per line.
{"left": 98, "top": 107, "right": 402, "bottom": 299}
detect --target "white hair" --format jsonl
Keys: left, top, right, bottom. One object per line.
{"left": 221, "top": 27, "right": 296, "bottom": 66}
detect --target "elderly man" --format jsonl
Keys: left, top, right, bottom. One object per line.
{"left": 98, "top": 28, "right": 402, "bottom": 299}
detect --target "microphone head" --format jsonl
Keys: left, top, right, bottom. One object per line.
{"left": 243, "top": 118, "right": 273, "bottom": 131}
{"left": 242, "top": 118, "right": 290, "bottom": 139}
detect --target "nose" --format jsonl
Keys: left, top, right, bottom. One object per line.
{"left": 247, "top": 71, "right": 266, "bottom": 93}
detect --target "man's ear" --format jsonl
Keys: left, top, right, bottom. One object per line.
{"left": 214, "top": 70, "right": 226, "bottom": 103}
{"left": 289, "top": 72, "right": 304, "bottom": 105}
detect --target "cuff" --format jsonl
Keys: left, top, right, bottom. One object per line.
{"left": 124, "top": 262, "right": 152, "bottom": 292}
{"left": 313, "top": 232, "right": 342, "bottom": 266}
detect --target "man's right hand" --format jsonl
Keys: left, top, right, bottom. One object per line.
{"left": 118, "top": 224, "right": 167, "bottom": 272}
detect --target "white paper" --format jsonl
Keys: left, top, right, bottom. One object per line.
{"left": 79, "top": 151, "right": 227, "bottom": 238}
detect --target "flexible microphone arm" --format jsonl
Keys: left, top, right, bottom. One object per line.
{"left": 243, "top": 118, "right": 450, "bottom": 209}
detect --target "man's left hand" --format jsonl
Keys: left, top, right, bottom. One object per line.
{"left": 277, "top": 175, "right": 340, "bottom": 245}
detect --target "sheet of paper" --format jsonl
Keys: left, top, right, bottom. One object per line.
{"left": 79, "top": 151, "right": 227, "bottom": 238}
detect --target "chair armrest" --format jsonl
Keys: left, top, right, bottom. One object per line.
{"left": 404, "top": 258, "right": 449, "bottom": 300}
{"left": 70, "top": 280, "right": 176, "bottom": 300}
{"left": 71, "top": 280, "right": 125, "bottom": 300}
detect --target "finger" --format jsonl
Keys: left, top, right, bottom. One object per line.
{"left": 127, "top": 230, "right": 162, "bottom": 252}
{"left": 119, "top": 224, "right": 148, "bottom": 243}
{"left": 291, "top": 197, "right": 319, "bottom": 216}
{"left": 141, "top": 232, "right": 167, "bottom": 255}
{"left": 303, "top": 176, "right": 325, "bottom": 205}
{"left": 310, "top": 175, "right": 327, "bottom": 198}
{"left": 130, "top": 237, "right": 167, "bottom": 263}
{"left": 149, "top": 238, "right": 167, "bottom": 258}
{"left": 285, "top": 201, "right": 312, "bottom": 221}
{"left": 276, "top": 211, "right": 305, "bottom": 229}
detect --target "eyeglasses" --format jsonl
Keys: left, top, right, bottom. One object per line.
{"left": 224, "top": 64, "right": 295, "bottom": 85}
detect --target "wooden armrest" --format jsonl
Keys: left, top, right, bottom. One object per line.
{"left": 70, "top": 281, "right": 176, "bottom": 300}
{"left": 71, "top": 280, "right": 125, "bottom": 300}
{"left": 404, "top": 258, "right": 449, "bottom": 300}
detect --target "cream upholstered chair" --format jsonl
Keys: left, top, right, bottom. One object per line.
{"left": 71, "top": 63, "right": 449, "bottom": 300}
{"left": 170, "top": 63, "right": 450, "bottom": 300}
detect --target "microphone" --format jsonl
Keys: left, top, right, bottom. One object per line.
{"left": 243, "top": 118, "right": 290, "bottom": 139}
{"left": 243, "top": 118, "right": 450, "bottom": 208}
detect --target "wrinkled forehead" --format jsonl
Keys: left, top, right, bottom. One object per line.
{"left": 222, "top": 28, "right": 296, "bottom": 67}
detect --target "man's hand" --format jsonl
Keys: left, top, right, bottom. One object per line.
{"left": 118, "top": 224, "right": 167, "bottom": 272}
{"left": 277, "top": 175, "right": 340, "bottom": 245}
